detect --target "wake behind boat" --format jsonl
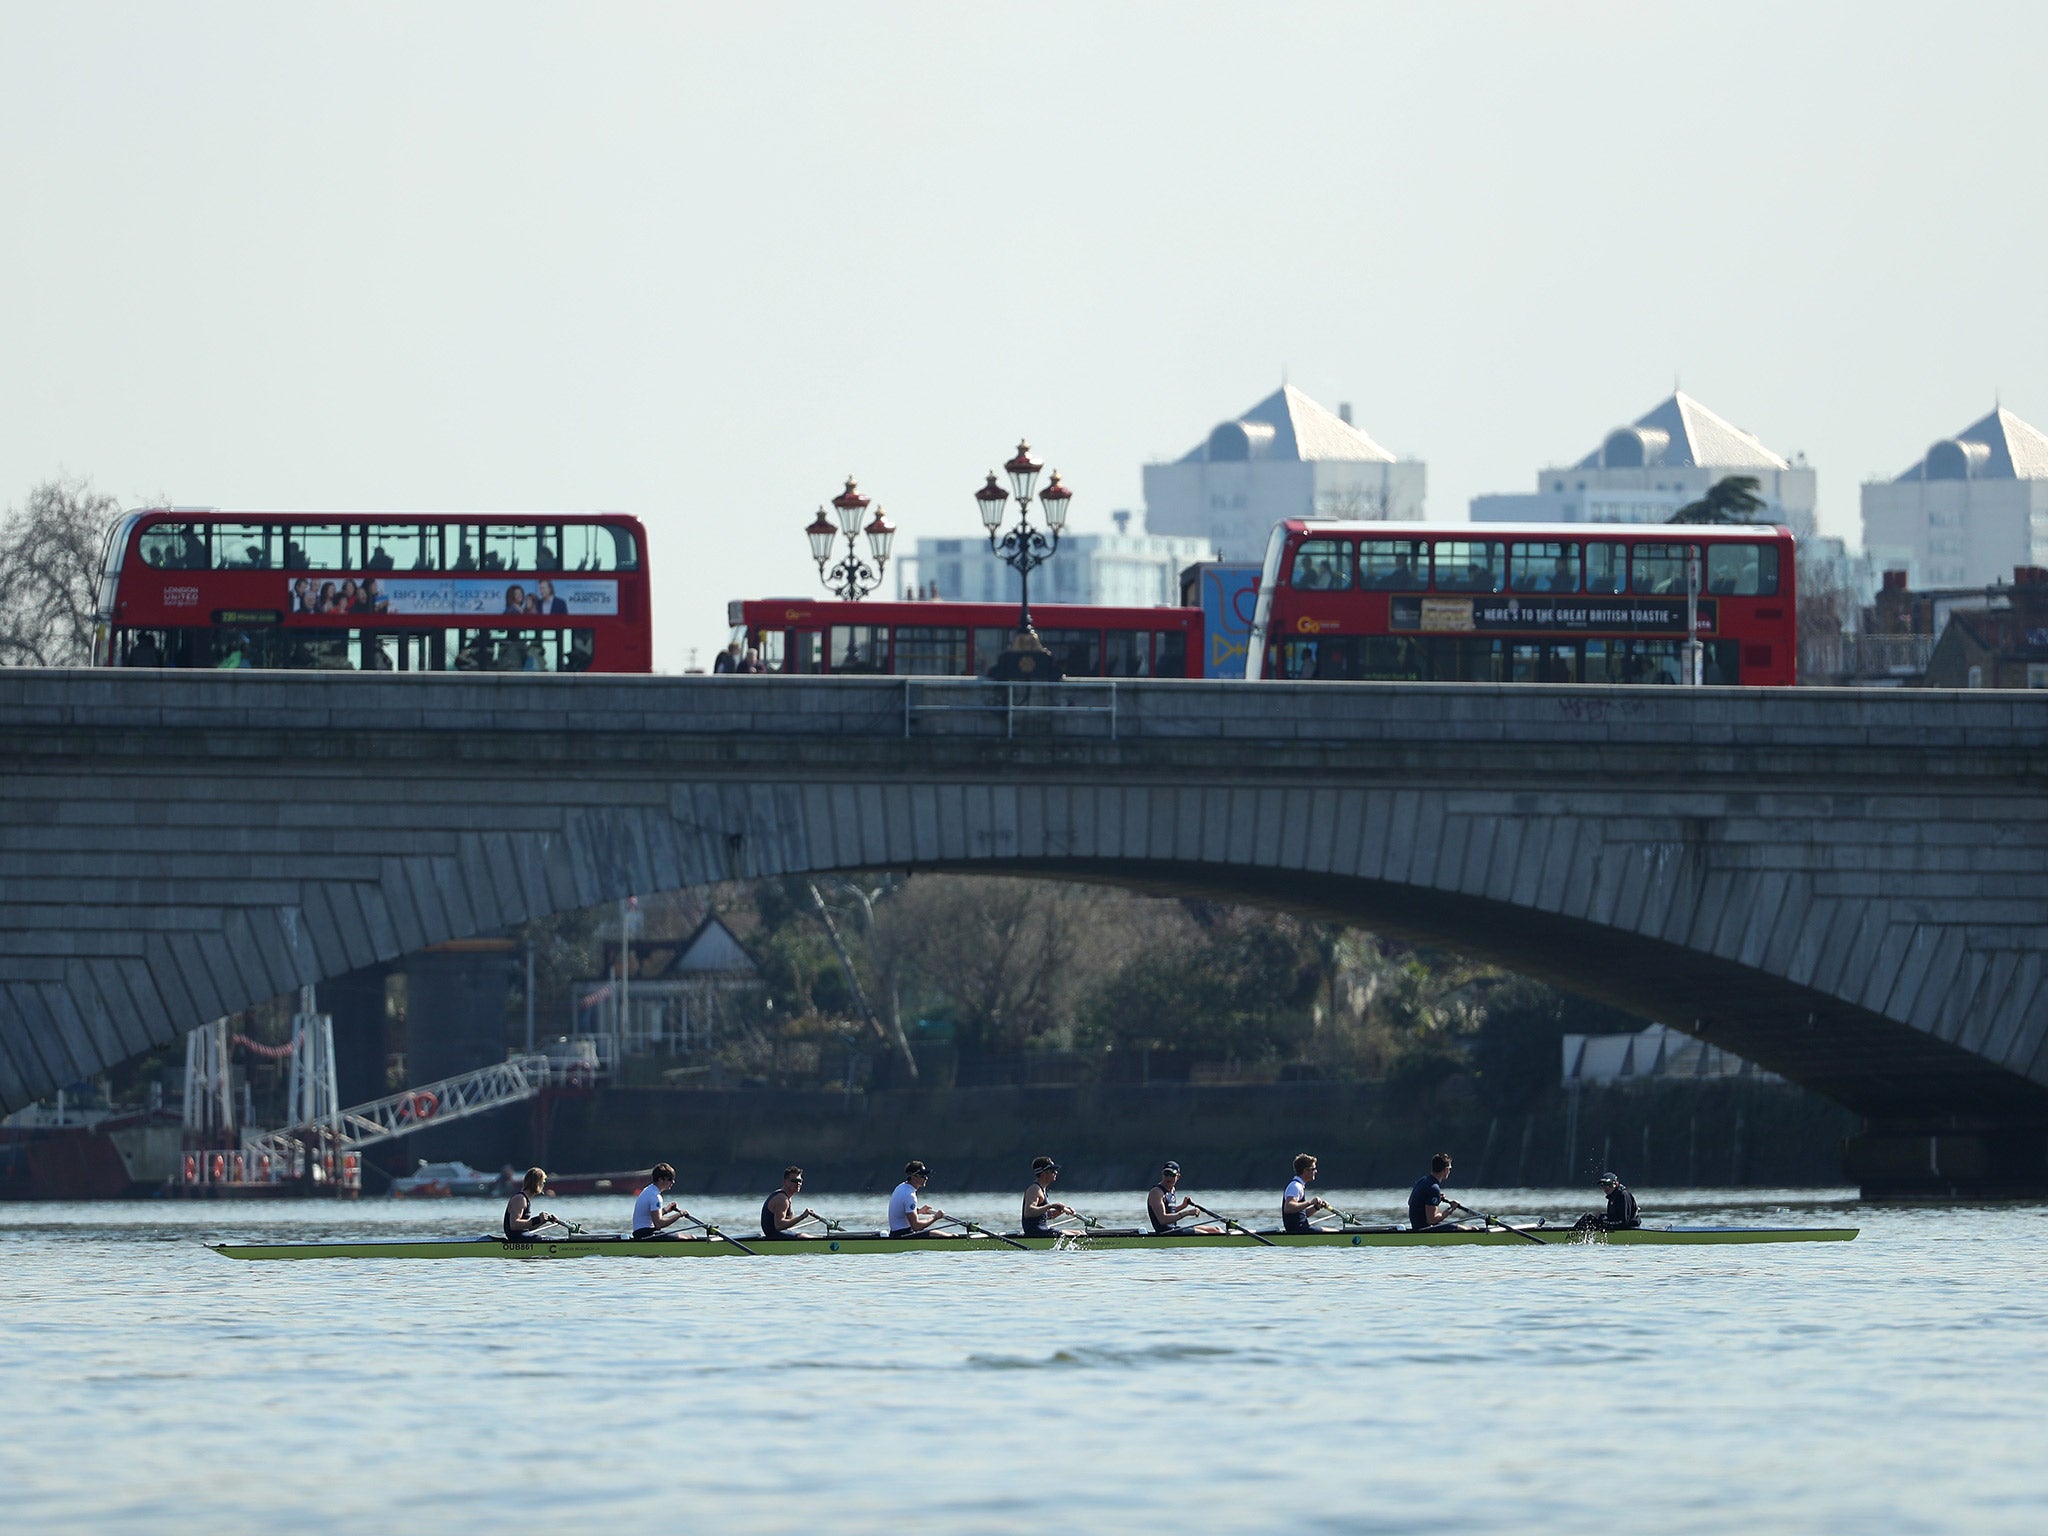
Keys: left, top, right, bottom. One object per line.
{"left": 212, "top": 1222, "right": 1857, "bottom": 1261}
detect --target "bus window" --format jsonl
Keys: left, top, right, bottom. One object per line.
{"left": 1103, "top": 630, "right": 1150, "bottom": 677}
{"left": 449, "top": 527, "right": 483, "bottom": 570}
{"left": 1039, "top": 629, "right": 1103, "bottom": 677}
{"left": 211, "top": 524, "right": 273, "bottom": 570}
{"left": 281, "top": 525, "right": 346, "bottom": 571}
{"left": 1584, "top": 542, "right": 1627, "bottom": 594}
{"left": 1509, "top": 542, "right": 1580, "bottom": 593}
{"left": 1432, "top": 541, "right": 1505, "bottom": 593}
{"left": 138, "top": 524, "right": 206, "bottom": 569}
{"left": 1289, "top": 539, "right": 1354, "bottom": 591}
{"left": 973, "top": 628, "right": 1008, "bottom": 676}
{"left": 562, "top": 523, "right": 638, "bottom": 572}
{"left": 1435, "top": 638, "right": 1504, "bottom": 681}
{"left": 485, "top": 524, "right": 566, "bottom": 572}
{"left": 894, "top": 626, "right": 968, "bottom": 675}
{"left": 1358, "top": 540, "right": 1427, "bottom": 591}
{"left": 1511, "top": 642, "right": 1580, "bottom": 682}
{"left": 1154, "top": 630, "right": 1187, "bottom": 677}
{"left": 363, "top": 524, "right": 433, "bottom": 571}
{"left": 830, "top": 624, "right": 885, "bottom": 672}
{"left": 1631, "top": 544, "right": 1698, "bottom": 596}
{"left": 1707, "top": 543, "right": 1779, "bottom": 596}
{"left": 785, "top": 632, "right": 822, "bottom": 673}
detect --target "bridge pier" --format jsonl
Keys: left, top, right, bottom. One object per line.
{"left": 1845, "top": 1121, "right": 2048, "bottom": 1201}
{"left": 317, "top": 964, "right": 390, "bottom": 1109}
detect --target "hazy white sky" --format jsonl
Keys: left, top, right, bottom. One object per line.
{"left": 4, "top": 3, "right": 2042, "bottom": 668}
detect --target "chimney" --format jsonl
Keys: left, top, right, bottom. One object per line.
{"left": 2016, "top": 567, "right": 2048, "bottom": 586}
{"left": 1338, "top": 402, "right": 1353, "bottom": 426}
{"left": 1111, "top": 509, "right": 1131, "bottom": 535}
{"left": 1882, "top": 569, "right": 1909, "bottom": 591}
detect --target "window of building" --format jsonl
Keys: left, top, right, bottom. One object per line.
{"left": 1509, "top": 541, "right": 1580, "bottom": 592}
{"left": 1968, "top": 666, "right": 1984, "bottom": 689}
{"left": 1432, "top": 541, "right": 1505, "bottom": 593}
{"left": 1358, "top": 539, "right": 1428, "bottom": 590}
{"left": 1289, "top": 539, "right": 1354, "bottom": 591}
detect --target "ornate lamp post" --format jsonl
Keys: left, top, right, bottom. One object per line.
{"left": 974, "top": 439, "right": 1072, "bottom": 641}
{"left": 806, "top": 476, "right": 895, "bottom": 601}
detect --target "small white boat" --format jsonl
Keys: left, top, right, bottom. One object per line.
{"left": 387, "top": 1160, "right": 510, "bottom": 1198}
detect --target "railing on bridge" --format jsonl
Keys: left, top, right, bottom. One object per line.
{"left": 1799, "top": 632, "right": 1936, "bottom": 683}
{"left": 903, "top": 679, "right": 1119, "bottom": 740}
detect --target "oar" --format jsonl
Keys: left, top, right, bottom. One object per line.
{"left": 792, "top": 1211, "right": 847, "bottom": 1235}
{"left": 1191, "top": 1201, "right": 1276, "bottom": 1248}
{"left": 684, "top": 1214, "right": 761, "bottom": 1256}
{"left": 1445, "top": 1198, "right": 1545, "bottom": 1245}
{"left": 934, "top": 1215, "right": 1030, "bottom": 1251}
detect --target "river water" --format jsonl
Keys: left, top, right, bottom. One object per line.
{"left": 2, "top": 1187, "right": 2041, "bottom": 1534}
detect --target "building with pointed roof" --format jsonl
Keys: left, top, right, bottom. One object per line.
{"left": 1141, "top": 384, "right": 1425, "bottom": 562}
{"left": 1470, "top": 390, "right": 1816, "bottom": 535}
{"left": 1861, "top": 406, "right": 2048, "bottom": 588}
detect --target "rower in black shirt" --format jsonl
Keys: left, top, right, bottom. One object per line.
{"left": 1408, "top": 1151, "right": 1465, "bottom": 1231}
{"left": 760, "top": 1165, "right": 818, "bottom": 1238}
{"left": 1577, "top": 1172, "right": 1641, "bottom": 1232}
{"left": 1021, "top": 1155, "right": 1077, "bottom": 1237}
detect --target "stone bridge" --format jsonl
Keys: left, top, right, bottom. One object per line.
{"left": 4, "top": 670, "right": 2046, "bottom": 1195}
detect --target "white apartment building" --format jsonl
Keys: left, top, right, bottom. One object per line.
{"left": 1141, "top": 385, "right": 1425, "bottom": 562}
{"left": 1860, "top": 406, "right": 2048, "bottom": 588}
{"left": 1471, "top": 390, "right": 1816, "bottom": 536}
{"left": 904, "top": 517, "right": 1214, "bottom": 608}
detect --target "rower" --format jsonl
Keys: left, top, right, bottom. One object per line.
{"left": 1578, "top": 1172, "right": 1641, "bottom": 1232}
{"left": 1281, "top": 1152, "right": 1332, "bottom": 1234}
{"left": 1148, "top": 1160, "right": 1220, "bottom": 1234}
{"left": 1408, "top": 1152, "right": 1464, "bottom": 1231}
{"left": 887, "top": 1160, "right": 948, "bottom": 1238}
{"left": 631, "top": 1162, "right": 690, "bottom": 1239}
{"left": 761, "top": 1165, "right": 819, "bottom": 1239}
{"left": 503, "top": 1167, "right": 559, "bottom": 1241}
{"left": 1021, "top": 1155, "right": 1078, "bottom": 1237}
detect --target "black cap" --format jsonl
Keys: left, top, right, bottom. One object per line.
{"left": 1162, "top": 1160, "right": 1182, "bottom": 1176}
{"left": 1598, "top": 1172, "right": 1619, "bottom": 1186}
{"left": 905, "top": 1160, "right": 929, "bottom": 1177}
{"left": 1031, "top": 1156, "right": 1058, "bottom": 1173}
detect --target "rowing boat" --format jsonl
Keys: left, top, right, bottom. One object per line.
{"left": 211, "top": 1224, "right": 1857, "bottom": 1260}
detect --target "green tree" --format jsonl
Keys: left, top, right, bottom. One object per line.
{"left": 1668, "top": 474, "right": 1767, "bottom": 525}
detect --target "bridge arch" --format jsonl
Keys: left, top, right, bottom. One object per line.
{"left": 3, "top": 670, "right": 2046, "bottom": 1161}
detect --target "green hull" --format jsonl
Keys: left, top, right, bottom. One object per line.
{"left": 211, "top": 1224, "right": 1858, "bottom": 1261}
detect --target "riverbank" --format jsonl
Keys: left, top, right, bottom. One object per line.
{"left": 399, "top": 1077, "right": 1856, "bottom": 1193}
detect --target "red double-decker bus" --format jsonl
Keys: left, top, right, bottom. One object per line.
{"left": 730, "top": 597, "right": 1203, "bottom": 677}
{"left": 92, "top": 510, "right": 652, "bottom": 673}
{"left": 1246, "top": 521, "right": 1798, "bottom": 685}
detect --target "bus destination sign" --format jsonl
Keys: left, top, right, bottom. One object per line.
{"left": 1391, "top": 596, "right": 1717, "bottom": 636}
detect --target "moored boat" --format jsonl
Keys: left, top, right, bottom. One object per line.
{"left": 212, "top": 1222, "right": 1858, "bottom": 1261}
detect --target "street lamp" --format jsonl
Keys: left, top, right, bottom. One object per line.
{"left": 807, "top": 476, "right": 895, "bottom": 601}
{"left": 975, "top": 439, "right": 1072, "bottom": 644}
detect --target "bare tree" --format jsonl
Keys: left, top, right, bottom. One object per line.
{"left": 0, "top": 478, "right": 123, "bottom": 666}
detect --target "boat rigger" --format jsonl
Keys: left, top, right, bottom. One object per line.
{"left": 211, "top": 1224, "right": 1858, "bottom": 1261}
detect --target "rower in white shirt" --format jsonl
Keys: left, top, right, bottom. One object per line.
{"left": 631, "top": 1162, "right": 690, "bottom": 1239}
{"left": 887, "top": 1160, "right": 950, "bottom": 1237}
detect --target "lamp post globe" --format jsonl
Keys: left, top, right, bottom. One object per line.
{"left": 805, "top": 476, "right": 888, "bottom": 602}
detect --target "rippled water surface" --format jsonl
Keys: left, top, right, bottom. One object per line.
{"left": 4, "top": 1188, "right": 2043, "bottom": 1534}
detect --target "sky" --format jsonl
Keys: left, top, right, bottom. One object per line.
{"left": 4, "top": 3, "right": 2043, "bottom": 670}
